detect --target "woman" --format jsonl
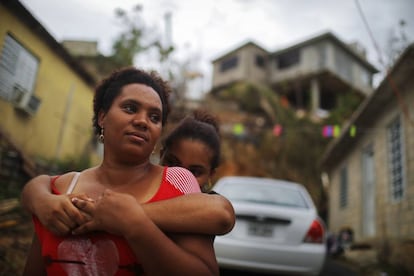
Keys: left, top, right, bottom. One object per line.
{"left": 21, "top": 112, "right": 234, "bottom": 236}
{"left": 23, "top": 67, "right": 220, "bottom": 275}
{"left": 70, "top": 108, "right": 232, "bottom": 236}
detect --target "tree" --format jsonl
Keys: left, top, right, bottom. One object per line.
{"left": 212, "top": 82, "right": 345, "bottom": 220}
{"left": 110, "top": 4, "right": 176, "bottom": 68}
{"left": 385, "top": 19, "right": 410, "bottom": 69}
{"left": 109, "top": 5, "right": 197, "bottom": 106}
{"left": 110, "top": 4, "right": 150, "bottom": 66}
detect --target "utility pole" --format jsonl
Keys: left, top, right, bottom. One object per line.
{"left": 161, "top": 11, "right": 173, "bottom": 80}
{"left": 54, "top": 83, "right": 75, "bottom": 163}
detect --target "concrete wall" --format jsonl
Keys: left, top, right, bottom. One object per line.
{"left": 212, "top": 43, "right": 268, "bottom": 88}
{"left": 327, "top": 66, "right": 414, "bottom": 242}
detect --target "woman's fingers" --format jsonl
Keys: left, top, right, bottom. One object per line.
{"left": 71, "top": 221, "right": 96, "bottom": 235}
{"left": 71, "top": 197, "right": 95, "bottom": 214}
{"left": 39, "top": 195, "right": 78, "bottom": 235}
{"left": 48, "top": 219, "right": 72, "bottom": 236}
{"left": 68, "top": 194, "right": 93, "bottom": 225}
{"left": 71, "top": 193, "right": 94, "bottom": 202}
{"left": 72, "top": 197, "right": 99, "bottom": 234}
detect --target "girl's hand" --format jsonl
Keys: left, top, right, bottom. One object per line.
{"left": 35, "top": 193, "right": 91, "bottom": 236}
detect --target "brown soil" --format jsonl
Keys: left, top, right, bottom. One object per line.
{"left": 0, "top": 199, "right": 34, "bottom": 275}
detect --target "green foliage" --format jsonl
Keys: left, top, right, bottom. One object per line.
{"left": 219, "top": 82, "right": 260, "bottom": 111}
{"left": 110, "top": 5, "right": 148, "bottom": 66}
{"left": 385, "top": 19, "right": 410, "bottom": 70}
{"left": 326, "top": 91, "right": 363, "bottom": 125}
{"left": 49, "top": 155, "right": 91, "bottom": 175}
{"left": 216, "top": 80, "right": 365, "bottom": 218}
{"left": 218, "top": 82, "right": 295, "bottom": 124}
{"left": 152, "top": 42, "right": 174, "bottom": 63}
{"left": 258, "top": 114, "right": 328, "bottom": 187}
{"left": 217, "top": 82, "right": 335, "bottom": 216}
{"left": 0, "top": 179, "right": 27, "bottom": 200}
{"left": 109, "top": 5, "right": 175, "bottom": 68}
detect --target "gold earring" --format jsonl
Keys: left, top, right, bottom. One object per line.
{"left": 202, "top": 179, "right": 213, "bottom": 192}
{"left": 99, "top": 127, "right": 104, "bottom": 143}
{"left": 208, "top": 179, "right": 213, "bottom": 189}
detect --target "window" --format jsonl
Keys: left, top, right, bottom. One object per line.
{"left": 334, "top": 48, "right": 352, "bottom": 83}
{"left": 339, "top": 166, "right": 348, "bottom": 208}
{"left": 0, "top": 34, "right": 39, "bottom": 101}
{"left": 255, "top": 55, "right": 265, "bottom": 68}
{"left": 220, "top": 56, "right": 238, "bottom": 72}
{"left": 388, "top": 116, "right": 405, "bottom": 201}
{"left": 276, "top": 49, "right": 299, "bottom": 69}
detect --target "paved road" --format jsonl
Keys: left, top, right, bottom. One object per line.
{"left": 220, "top": 257, "right": 358, "bottom": 276}
{"left": 320, "top": 257, "right": 358, "bottom": 276}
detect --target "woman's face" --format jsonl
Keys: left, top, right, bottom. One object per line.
{"left": 161, "top": 138, "right": 214, "bottom": 188}
{"left": 99, "top": 83, "right": 163, "bottom": 162}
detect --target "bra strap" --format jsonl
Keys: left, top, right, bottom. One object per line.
{"left": 66, "top": 172, "right": 81, "bottom": 194}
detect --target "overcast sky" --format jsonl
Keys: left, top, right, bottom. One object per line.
{"left": 20, "top": 0, "right": 414, "bottom": 98}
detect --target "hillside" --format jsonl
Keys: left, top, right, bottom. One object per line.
{"left": 178, "top": 82, "right": 364, "bottom": 221}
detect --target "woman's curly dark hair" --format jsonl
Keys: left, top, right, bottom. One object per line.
{"left": 92, "top": 67, "right": 171, "bottom": 135}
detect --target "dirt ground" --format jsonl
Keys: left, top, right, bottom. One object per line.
{"left": 0, "top": 199, "right": 33, "bottom": 276}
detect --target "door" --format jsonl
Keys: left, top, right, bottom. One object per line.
{"left": 362, "top": 144, "right": 376, "bottom": 237}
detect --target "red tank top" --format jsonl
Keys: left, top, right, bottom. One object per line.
{"left": 33, "top": 166, "right": 200, "bottom": 275}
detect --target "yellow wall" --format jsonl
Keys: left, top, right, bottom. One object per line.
{"left": 0, "top": 4, "right": 101, "bottom": 166}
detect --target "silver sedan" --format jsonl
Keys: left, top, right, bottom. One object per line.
{"left": 213, "top": 176, "right": 327, "bottom": 275}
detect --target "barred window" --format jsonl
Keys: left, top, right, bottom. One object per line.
{"left": 387, "top": 116, "right": 405, "bottom": 201}
{"left": 0, "top": 34, "right": 39, "bottom": 101}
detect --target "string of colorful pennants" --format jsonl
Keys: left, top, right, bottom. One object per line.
{"left": 273, "top": 124, "right": 357, "bottom": 138}
{"left": 231, "top": 123, "right": 357, "bottom": 138}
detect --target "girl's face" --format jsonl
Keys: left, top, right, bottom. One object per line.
{"left": 161, "top": 138, "right": 214, "bottom": 188}
{"left": 99, "top": 83, "right": 163, "bottom": 162}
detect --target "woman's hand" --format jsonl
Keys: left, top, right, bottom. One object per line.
{"left": 21, "top": 174, "right": 92, "bottom": 236}
{"left": 71, "top": 189, "right": 145, "bottom": 236}
{"left": 34, "top": 193, "right": 91, "bottom": 236}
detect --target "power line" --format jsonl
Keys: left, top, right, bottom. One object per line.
{"left": 355, "top": 0, "right": 414, "bottom": 127}
{"left": 354, "top": 0, "right": 385, "bottom": 68}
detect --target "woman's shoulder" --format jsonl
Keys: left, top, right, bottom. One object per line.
{"left": 164, "top": 166, "right": 201, "bottom": 194}
{"left": 53, "top": 171, "right": 81, "bottom": 194}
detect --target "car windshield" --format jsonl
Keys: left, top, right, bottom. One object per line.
{"left": 218, "top": 181, "right": 309, "bottom": 209}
